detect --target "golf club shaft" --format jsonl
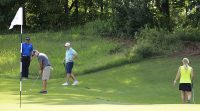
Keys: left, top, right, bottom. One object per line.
{"left": 30, "top": 74, "right": 40, "bottom": 90}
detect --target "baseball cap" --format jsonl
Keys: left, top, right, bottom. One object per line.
{"left": 25, "top": 36, "right": 30, "bottom": 40}
{"left": 65, "top": 42, "right": 70, "bottom": 47}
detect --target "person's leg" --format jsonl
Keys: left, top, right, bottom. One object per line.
{"left": 26, "top": 57, "right": 31, "bottom": 78}
{"left": 67, "top": 74, "right": 71, "bottom": 83}
{"left": 40, "top": 66, "right": 50, "bottom": 93}
{"left": 24, "top": 57, "right": 29, "bottom": 78}
{"left": 68, "top": 62, "right": 78, "bottom": 85}
{"left": 181, "top": 91, "right": 186, "bottom": 103}
{"left": 186, "top": 91, "right": 192, "bottom": 103}
{"left": 64, "top": 62, "right": 73, "bottom": 84}
{"left": 71, "top": 73, "right": 78, "bottom": 85}
{"left": 43, "top": 80, "right": 47, "bottom": 91}
{"left": 22, "top": 57, "right": 26, "bottom": 78}
{"left": 71, "top": 73, "right": 77, "bottom": 81}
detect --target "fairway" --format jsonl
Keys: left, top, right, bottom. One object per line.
{"left": 1, "top": 104, "right": 200, "bottom": 111}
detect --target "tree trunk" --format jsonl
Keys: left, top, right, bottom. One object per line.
{"left": 64, "top": 0, "right": 69, "bottom": 16}
{"left": 100, "top": 0, "right": 103, "bottom": 19}
{"left": 84, "top": 0, "right": 87, "bottom": 14}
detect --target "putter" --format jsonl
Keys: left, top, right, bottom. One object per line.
{"left": 29, "top": 74, "right": 40, "bottom": 91}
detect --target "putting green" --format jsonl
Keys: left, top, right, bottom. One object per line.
{"left": 1, "top": 104, "right": 200, "bottom": 111}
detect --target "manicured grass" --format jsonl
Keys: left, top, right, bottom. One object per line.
{"left": 0, "top": 56, "right": 199, "bottom": 104}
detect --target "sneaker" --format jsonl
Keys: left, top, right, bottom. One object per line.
{"left": 39, "top": 90, "right": 47, "bottom": 94}
{"left": 62, "top": 82, "right": 69, "bottom": 86}
{"left": 72, "top": 81, "right": 78, "bottom": 86}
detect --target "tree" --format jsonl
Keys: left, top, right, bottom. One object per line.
{"left": 112, "top": 0, "right": 154, "bottom": 37}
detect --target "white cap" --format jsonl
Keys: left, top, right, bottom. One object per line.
{"left": 65, "top": 42, "right": 70, "bottom": 47}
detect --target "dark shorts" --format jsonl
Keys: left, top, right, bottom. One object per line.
{"left": 179, "top": 83, "right": 192, "bottom": 91}
{"left": 65, "top": 62, "right": 74, "bottom": 74}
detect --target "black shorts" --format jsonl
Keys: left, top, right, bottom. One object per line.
{"left": 179, "top": 83, "right": 192, "bottom": 91}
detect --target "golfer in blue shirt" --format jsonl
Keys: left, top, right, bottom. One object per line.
{"left": 22, "top": 37, "right": 33, "bottom": 79}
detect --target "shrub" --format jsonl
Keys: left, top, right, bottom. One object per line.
{"left": 129, "top": 27, "right": 182, "bottom": 59}
{"left": 174, "top": 26, "right": 200, "bottom": 42}
{"left": 82, "top": 19, "right": 113, "bottom": 36}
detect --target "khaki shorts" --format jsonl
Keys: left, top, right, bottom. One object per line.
{"left": 42, "top": 66, "right": 51, "bottom": 80}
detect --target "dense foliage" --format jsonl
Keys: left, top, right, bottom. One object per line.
{"left": 128, "top": 26, "right": 200, "bottom": 60}
{"left": 1, "top": 0, "right": 200, "bottom": 35}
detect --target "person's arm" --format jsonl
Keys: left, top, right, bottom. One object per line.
{"left": 72, "top": 48, "right": 78, "bottom": 60}
{"left": 30, "top": 45, "right": 33, "bottom": 60}
{"left": 38, "top": 57, "right": 44, "bottom": 75}
{"left": 73, "top": 53, "right": 78, "bottom": 59}
{"left": 191, "top": 68, "right": 194, "bottom": 83}
{"left": 174, "top": 67, "right": 180, "bottom": 86}
{"left": 39, "top": 61, "right": 44, "bottom": 75}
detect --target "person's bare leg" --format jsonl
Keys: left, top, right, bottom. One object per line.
{"left": 43, "top": 80, "right": 47, "bottom": 91}
{"left": 181, "top": 91, "right": 186, "bottom": 103}
{"left": 70, "top": 73, "right": 78, "bottom": 85}
{"left": 67, "top": 73, "right": 71, "bottom": 83}
{"left": 186, "top": 91, "right": 192, "bottom": 103}
{"left": 70, "top": 73, "right": 77, "bottom": 81}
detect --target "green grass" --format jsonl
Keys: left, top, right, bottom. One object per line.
{"left": 1, "top": 31, "right": 200, "bottom": 105}
{"left": 0, "top": 31, "right": 126, "bottom": 78}
{"left": 0, "top": 56, "right": 199, "bottom": 104}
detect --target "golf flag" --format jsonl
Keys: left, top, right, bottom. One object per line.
{"left": 9, "top": 7, "right": 23, "bottom": 29}
{"left": 8, "top": 7, "right": 24, "bottom": 108}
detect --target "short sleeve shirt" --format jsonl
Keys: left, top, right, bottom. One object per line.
{"left": 65, "top": 47, "right": 77, "bottom": 63}
{"left": 38, "top": 53, "right": 51, "bottom": 67}
{"left": 22, "top": 42, "right": 33, "bottom": 56}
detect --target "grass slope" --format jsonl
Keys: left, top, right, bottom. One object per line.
{"left": 0, "top": 31, "right": 126, "bottom": 78}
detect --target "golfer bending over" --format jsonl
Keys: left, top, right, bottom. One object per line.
{"left": 174, "top": 58, "right": 194, "bottom": 103}
{"left": 62, "top": 42, "right": 78, "bottom": 86}
{"left": 32, "top": 50, "right": 52, "bottom": 94}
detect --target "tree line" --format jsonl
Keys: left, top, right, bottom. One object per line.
{"left": 0, "top": 0, "right": 200, "bottom": 37}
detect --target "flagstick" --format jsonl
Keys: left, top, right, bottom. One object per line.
{"left": 20, "top": 29, "right": 22, "bottom": 108}
{"left": 8, "top": 6, "right": 24, "bottom": 108}
{"left": 20, "top": 8, "right": 23, "bottom": 108}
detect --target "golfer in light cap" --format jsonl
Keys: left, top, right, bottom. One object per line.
{"left": 174, "top": 58, "right": 194, "bottom": 103}
{"left": 62, "top": 42, "right": 79, "bottom": 86}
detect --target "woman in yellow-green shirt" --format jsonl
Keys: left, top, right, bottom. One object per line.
{"left": 174, "top": 58, "right": 194, "bottom": 103}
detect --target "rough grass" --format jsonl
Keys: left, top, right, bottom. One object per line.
{"left": 0, "top": 31, "right": 126, "bottom": 78}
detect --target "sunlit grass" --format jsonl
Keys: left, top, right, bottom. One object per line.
{"left": 0, "top": 56, "right": 199, "bottom": 104}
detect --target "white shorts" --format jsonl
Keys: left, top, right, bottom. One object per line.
{"left": 42, "top": 66, "right": 51, "bottom": 80}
